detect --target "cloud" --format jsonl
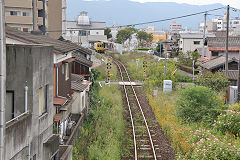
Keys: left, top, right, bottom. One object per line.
{"left": 129, "top": 0, "right": 240, "bottom": 9}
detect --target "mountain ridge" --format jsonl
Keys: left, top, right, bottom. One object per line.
{"left": 66, "top": 0, "right": 233, "bottom": 30}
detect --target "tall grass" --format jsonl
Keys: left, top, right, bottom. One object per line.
{"left": 73, "top": 84, "right": 124, "bottom": 160}
{"left": 95, "top": 61, "right": 118, "bottom": 81}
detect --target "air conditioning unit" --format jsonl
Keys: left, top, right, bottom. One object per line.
{"left": 229, "top": 86, "right": 238, "bottom": 104}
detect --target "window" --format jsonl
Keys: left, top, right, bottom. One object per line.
{"left": 10, "top": 11, "right": 18, "bottom": 16}
{"left": 65, "top": 63, "right": 69, "bottom": 80}
{"left": 22, "top": 12, "right": 30, "bottom": 16}
{"left": 212, "top": 51, "right": 219, "bottom": 56}
{"left": 23, "top": 28, "right": 29, "bottom": 32}
{"left": 39, "top": 85, "right": 48, "bottom": 116}
{"left": 194, "top": 41, "right": 200, "bottom": 45}
{"left": 62, "top": 64, "right": 65, "bottom": 75}
{"left": 6, "top": 91, "right": 14, "bottom": 121}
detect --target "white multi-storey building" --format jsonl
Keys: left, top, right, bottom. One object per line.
{"left": 64, "top": 11, "right": 107, "bottom": 48}
{"left": 169, "top": 20, "right": 182, "bottom": 33}
{"left": 200, "top": 14, "right": 240, "bottom": 33}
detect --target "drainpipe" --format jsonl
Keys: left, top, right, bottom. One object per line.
{"left": 25, "top": 86, "right": 28, "bottom": 113}
{"left": 56, "top": 67, "right": 59, "bottom": 96}
{"left": 0, "top": 0, "right": 6, "bottom": 159}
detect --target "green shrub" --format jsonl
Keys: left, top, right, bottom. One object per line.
{"left": 196, "top": 71, "right": 230, "bottom": 92}
{"left": 229, "top": 103, "right": 240, "bottom": 112}
{"left": 177, "top": 86, "right": 223, "bottom": 124}
{"left": 137, "top": 48, "right": 150, "bottom": 50}
{"left": 213, "top": 110, "right": 240, "bottom": 137}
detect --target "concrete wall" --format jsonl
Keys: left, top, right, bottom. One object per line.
{"left": 6, "top": 45, "right": 33, "bottom": 119}
{"left": 179, "top": 38, "right": 202, "bottom": 53}
{"left": 5, "top": 44, "right": 57, "bottom": 160}
{"left": 5, "top": 115, "right": 32, "bottom": 160}
{"left": 72, "top": 90, "right": 86, "bottom": 114}
{"left": 48, "top": 0, "right": 62, "bottom": 39}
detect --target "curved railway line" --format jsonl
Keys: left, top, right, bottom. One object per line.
{"left": 113, "top": 58, "right": 160, "bottom": 160}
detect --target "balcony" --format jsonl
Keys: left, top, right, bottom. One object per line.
{"left": 37, "top": 1, "right": 43, "bottom": 10}
{"left": 59, "top": 145, "right": 72, "bottom": 160}
{"left": 5, "top": 0, "right": 32, "bottom": 9}
{"left": 5, "top": 114, "right": 31, "bottom": 160}
{"left": 37, "top": 17, "right": 43, "bottom": 26}
{"left": 6, "top": 15, "right": 33, "bottom": 25}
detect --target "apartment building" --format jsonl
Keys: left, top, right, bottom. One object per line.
{"left": 5, "top": 0, "right": 48, "bottom": 33}
{"left": 200, "top": 14, "right": 240, "bottom": 33}
{"left": 169, "top": 20, "right": 182, "bottom": 33}
{"left": 48, "top": 0, "right": 62, "bottom": 39}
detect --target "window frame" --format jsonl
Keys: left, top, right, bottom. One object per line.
{"left": 193, "top": 41, "right": 200, "bottom": 45}
{"left": 10, "top": 11, "right": 18, "bottom": 16}
{"left": 39, "top": 85, "right": 48, "bottom": 116}
{"left": 65, "top": 63, "right": 69, "bottom": 80}
{"left": 211, "top": 51, "right": 219, "bottom": 57}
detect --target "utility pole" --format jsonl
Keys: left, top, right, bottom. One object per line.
{"left": 238, "top": 50, "right": 240, "bottom": 102}
{"left": 0, "top": 0, "right": 5, "bottom": 159}
{"left": 225, "top": 5, "right": 230, "bottom": 77}
{"left": 159, "top": 42, "right": 162, "bottom": 57}
{"left": 202, "top": 12, "right": 207, "bottom": 57}
{"left": 164, "top": 43, "right": 167, "bottom": 76}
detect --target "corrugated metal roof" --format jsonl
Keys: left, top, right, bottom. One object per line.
{"left": 207, "top": 37, "right": 240, "bottom": 47}
{"left": 71, "top": 74, "right": 84, "bottom": 82}
{"left": 71, "top": 74, "right": 88, "bottom": 92}
{"left": 222, "top": 70, "right": 238, "bottom": 80}
{"left": 73, "top": 52, "right": 93, "bottom": 67}
{"left": 200, "top": 56, "right": 238, "bottom": 70}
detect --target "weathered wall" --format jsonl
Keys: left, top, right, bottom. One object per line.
{"left": 48, "top": 0, "right": 62, "bottom": 39}
{"left": 6, "top": 45, "right": 33, "bottom": 119}
{"left": 58, "top": 63, "right": 72, "bottom": 97}
{"left": 31, "top": 46, "right": 55, "bottom": 159}
{"left": 5, "top": 115, "right": 31, "bottom": 160}
{"left": 5, "top": 44, "right": 57, "bottom": 160}
{"left": 72, "top": 90, "right": 87, "bottom": 114}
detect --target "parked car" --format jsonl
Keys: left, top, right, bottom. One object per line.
{"left": 147, "top": 49, "right": 154, "bottom": 54}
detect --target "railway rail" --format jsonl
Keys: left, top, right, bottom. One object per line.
{"left": 113, "top": 58, "right": 160, "bottom": 160}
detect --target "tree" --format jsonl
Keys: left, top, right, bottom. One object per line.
{"left": 155, "top": 43, "right": 163, "bottom": 56}
{"left": 178, "top": 51, "right": 200, "bottom": 67}
{"left": 136, "top": 31, "right": 153, "bottom": 46}
{"left": 116, "top": 27, "right": 136, "bottom": 44}
{"left": 104, "top": 28, "right": 112, "bottom": 39}
{"left": 196, "top": 71, "right": 230, "bottom": 92}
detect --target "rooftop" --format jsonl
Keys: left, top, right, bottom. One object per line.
{"left": 6, "top": 26, "right": 92, "bottom": 55}
{"left": 200, "top": 56, "right": 238, "bottom": 70}
{"left": 180, "top": 33, "right": 215, "bottom": 39}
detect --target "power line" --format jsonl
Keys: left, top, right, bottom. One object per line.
{"left": 45, "top": 6, "right": 226, "bottom": 33}
{"left": 118, "top": 6, "right": 226, "bottom": 27}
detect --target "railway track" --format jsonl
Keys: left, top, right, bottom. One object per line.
{"left": 113, "top": 58, "right": 161, "bottom": 160}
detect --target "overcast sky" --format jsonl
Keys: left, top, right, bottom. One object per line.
{"left": 130, "top": 0, "right": 240, "bottom": 9}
